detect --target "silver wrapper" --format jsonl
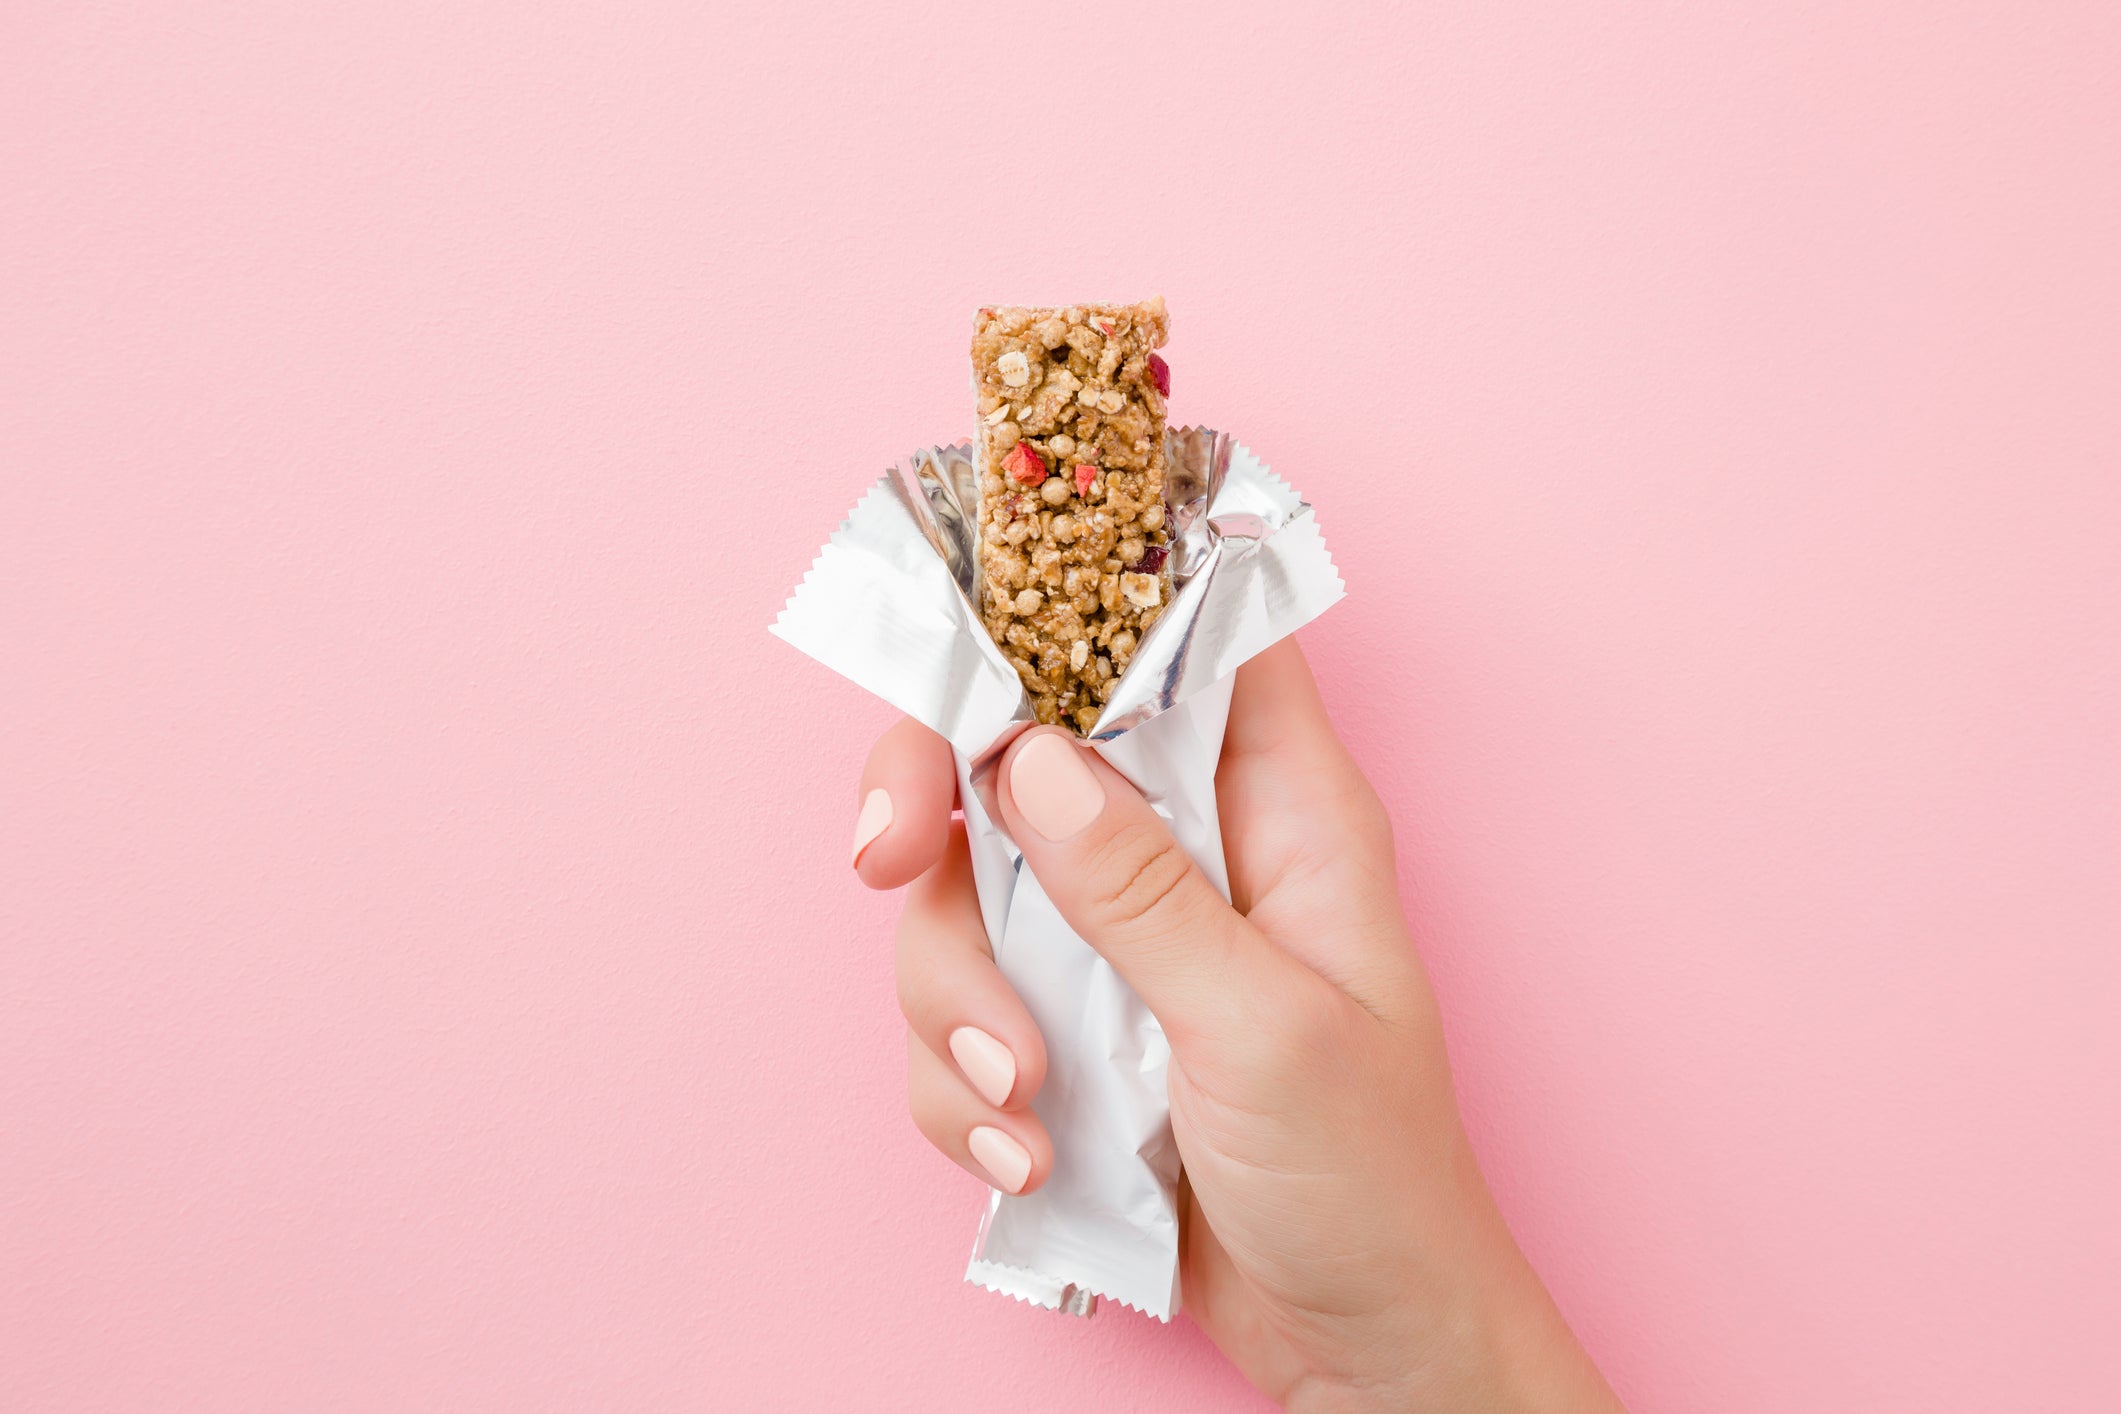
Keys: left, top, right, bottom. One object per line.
{"left": 771, "top": 427, "right": 1342, "bottom": 1320}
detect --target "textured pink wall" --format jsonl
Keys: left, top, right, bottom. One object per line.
{"left": 5, "top": 4, "right": 2119, "bottom": 1411}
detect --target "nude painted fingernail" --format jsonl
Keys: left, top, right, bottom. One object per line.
{"left": 967, "top": 1126, "right": 1031, "bottom": 1194}
{"left": 949, "top": 1026, "right": 1017, "bottom": 1108}
{"left": 850, "top": 788, "right": 892, "bottom": 867}
{"left": 1010, "top": 733, "right": 1104, "bottom": 841}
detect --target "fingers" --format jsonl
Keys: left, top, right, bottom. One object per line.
{"left": 1222, "top": 639, "right": 1390, "bottom": 853}
{"left": 1221, "top": 637, "right": 1338, "bottom": 765}
{"left": 993, "top": 726, "right": 1323, "bottom": 1049}
{"left": 852, "top": 717, "right": 955, "bottom": 889}
{"left": 908, "top": 1031, "right": 1052, "bottom": 1195}
{"left": 894, "top": 822, "right": 1047, "bottom": 1109}
{"left": 896, "top": 822, "right": 1053, "bottom": 1194}
{"left": 1216, "top": 639, "right": 1414, "bottom": 1013}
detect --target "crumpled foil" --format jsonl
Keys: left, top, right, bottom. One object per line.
{"left": 771, "top": 427, "right": 1342, "bottom": 1320}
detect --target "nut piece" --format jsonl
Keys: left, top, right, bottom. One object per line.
{"left": 1076, "top": 384, "right": 1100, "bottom": 408}
{"left": 984, "top": 404, "right": 1010, "bottom": 426}
{"left": 1014, "top": 588, "right": 1044, "bottom": 616}
{"left": 1069, "top": 640, "right": 1090, "bottom": 672}
{"left": 997, "top": 350, "right": 1031, "bottom": 388}
{"left": 1002, "top": 441, "right": 1048, "bottom": 486}
{"left": 1097, "top": 389, "right": 1125, "bottom": 414}
{"left": 1119, "top": 572, "right": 1161, "bottom": 609}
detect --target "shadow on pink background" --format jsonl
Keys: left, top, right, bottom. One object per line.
{"left": 5, "top": 4, "right": 2118, "bottom": 1410}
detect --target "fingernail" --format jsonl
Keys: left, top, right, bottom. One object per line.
{"left": 1011, "top": 733, "right": 1104, "bottom": 842}
{"left": 949, "top": 1026, "right": 1017, "bottom": 1108}
{"left": 850, "top": 788, "right": 893, "bottom": 867}
{"left": 967, "top": 1126, "right": 1031, "bottom": 1194}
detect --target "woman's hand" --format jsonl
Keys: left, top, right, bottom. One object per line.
{"left": 852, "top": 640, "right": 1622, "bottom": 1413}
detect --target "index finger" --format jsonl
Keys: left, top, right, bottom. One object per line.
{"left": 852, "top": 717, "right": 956, "bottom": 889}
{"left": 1219, "top": 636, "right": 1396, "bottom": 881}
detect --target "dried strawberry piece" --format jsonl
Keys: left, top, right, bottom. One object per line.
{"left": 1073, "top": 462, "right": 1097, "bottom": 496}
{"left": 1147, "top": 353, "right": 1170, "bottom": 397}
{"left": 1002, "top": 441, "right": 1048, "bottom": 486}
{"left": 1001, "top": 494, "right": 1025, "bottom": 520}
{"left": 1098, "top": 320, "right": 1116, "bottom": 336}
{"left": 1130, "top": 542, "right": 1168, "bottom": 575}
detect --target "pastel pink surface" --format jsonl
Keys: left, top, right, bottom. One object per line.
{"left": 4, "top": 5, "right": 2118, "bottom": 1411}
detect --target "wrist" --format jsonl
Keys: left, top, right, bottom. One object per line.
{"left": 1283, "top": 1222, "right": 1619, "bottom": 1414}
{"left": 1459, "top": 1217, "right": 1623, "bottom": 1414}
{"left": 1481, "top": 1265, "right": 1623, "bottom": 1413}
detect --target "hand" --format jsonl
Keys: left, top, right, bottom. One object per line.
{"left": 853, "top": 640, "right": 1623, "bottom": 1413}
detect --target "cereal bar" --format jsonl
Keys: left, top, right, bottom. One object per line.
{"left": 972, "top": 299, "right": 1173, "bottom": 734}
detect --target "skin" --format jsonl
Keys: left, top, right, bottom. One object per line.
{"left": 855, "top": 640, "right": 1624, "bottom": 1413}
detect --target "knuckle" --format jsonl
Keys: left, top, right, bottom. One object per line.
{"left": 1085, "top": 823, "right": 1195, "bottom": 934}
{"left": 906, "top": 1061, "right": 950, "bottom": 1144}
{"left": 1323, "top": 762, "right": 1394, "bottom": 850}
{"left": 892, "top": 908, "right": 955, "bottom": 1026}
{"left": 908, "top": 1095, "right": 950, "bottom": 1152}
{"left": 891, "top": 927, "right": 929, "bottom": 1023}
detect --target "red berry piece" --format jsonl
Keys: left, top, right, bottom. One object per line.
{"left": 1002, "top": 441, "right": 1048, "bottom": 486}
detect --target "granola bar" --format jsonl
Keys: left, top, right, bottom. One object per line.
{"left": 972, "top": 299, "right": 1172, "bottom": 734}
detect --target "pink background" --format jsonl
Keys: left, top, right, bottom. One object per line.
{"left": 5, "top": 4, "right": 2118, "bottom": 1410}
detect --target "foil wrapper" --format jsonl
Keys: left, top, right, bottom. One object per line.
{"left": 771, "top": 427, "right": 1342, "bottom": 1320}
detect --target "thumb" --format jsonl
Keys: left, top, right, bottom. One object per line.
{"left": 995, "top": 726, "right": 1311, "bottom": 1048}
